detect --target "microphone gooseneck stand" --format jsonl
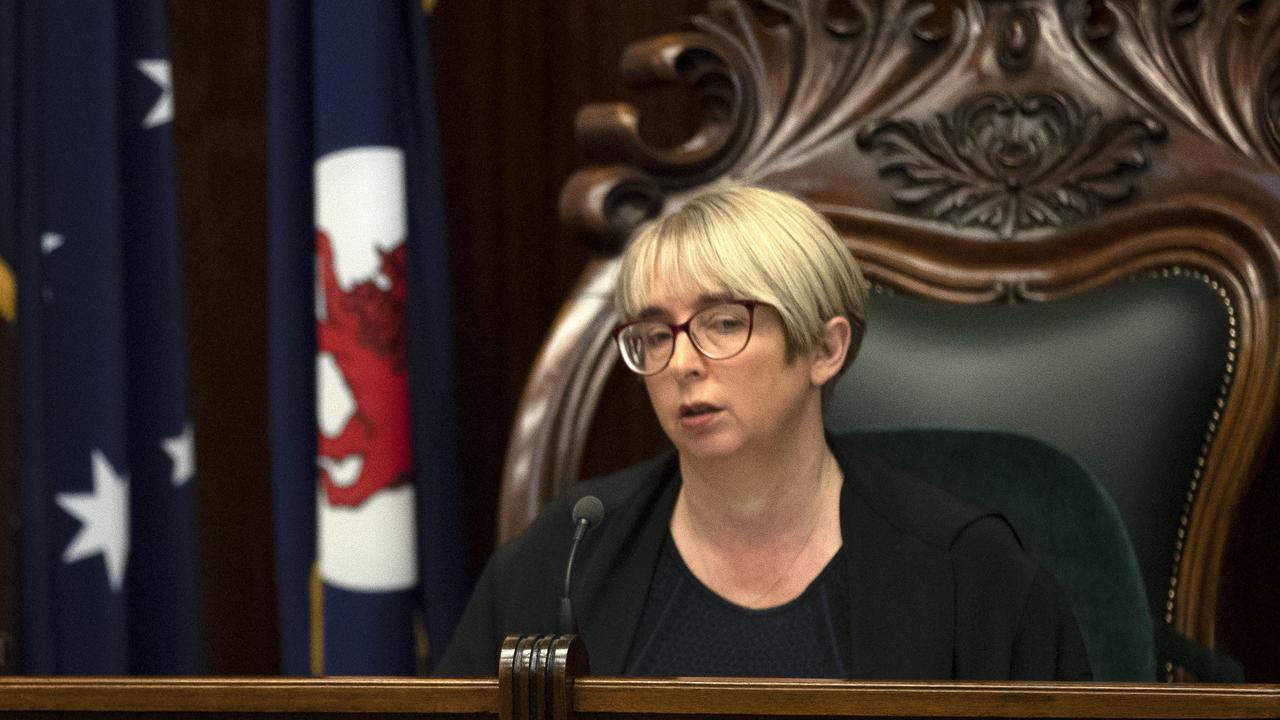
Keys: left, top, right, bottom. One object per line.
{"left": 558, "top": 495, "right": 604, "bottom": 634}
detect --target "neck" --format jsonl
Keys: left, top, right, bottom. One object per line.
{"left": 674, "top": 407, "right": 837, "bottom": 552}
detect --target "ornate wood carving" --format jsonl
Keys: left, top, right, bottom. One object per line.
{"left": 505, "top": 0, "right": 1280, "bottom": 677}
{"left": 1072, "top": 0, "right": 1280, "bottom": 167}
{"left": 561, "top": 0, "right": 1280, "bottom": 246}
{"left": 856, "top": 91, "right": 1165, "bottom": 239}
{"left": 996, "top": 6, "right": 1040, "bottom": 74}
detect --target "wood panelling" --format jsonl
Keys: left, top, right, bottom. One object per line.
{"left": 428, "top": 0, "right": 704, "bottom": 573}
{"left": 167, "top": 0, "right": 277, "bottom": 675}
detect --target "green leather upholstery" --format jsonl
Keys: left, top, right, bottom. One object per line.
{"left": 827, "top": 275, "right": 1229, "bottom": 623}
{"left": 825, "top": 275, "right": 1232, "bottom": 680}
{"left": 844, "top": 429, "right": 1156, "bottom": 681}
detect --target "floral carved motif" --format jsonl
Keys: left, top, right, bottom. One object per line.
{"left": 857, "top": 92, "right": 1166, "bottom": 240}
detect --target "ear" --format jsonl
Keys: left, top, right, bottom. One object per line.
{"left": 809, "top": 315, "right": 852, "bottom": 387}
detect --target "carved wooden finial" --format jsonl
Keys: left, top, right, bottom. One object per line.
{"left": 499, "top": 635, "right": 590, "bottom": 720}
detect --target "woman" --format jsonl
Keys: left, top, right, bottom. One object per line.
{"left": 436, "top": 185, "right": 1090, "bottom": 679}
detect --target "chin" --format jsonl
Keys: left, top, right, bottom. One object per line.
{"left": 670, "top": 428, "right": 744, "bottom": 462}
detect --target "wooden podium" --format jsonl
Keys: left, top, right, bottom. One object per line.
{"left": 1, "top": 636, "right": 1276, "bottom": 720}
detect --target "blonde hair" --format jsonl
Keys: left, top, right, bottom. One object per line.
{"left": 615, "top": 184, "right": 869, "bottom": 379}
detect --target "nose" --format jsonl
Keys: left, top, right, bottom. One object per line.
{"left": 666, "top": 328, "right": 705, "bottom": 377}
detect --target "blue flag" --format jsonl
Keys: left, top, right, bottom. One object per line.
{"left": 268, "top": 0, "right": 469, "bottom": 675}
{"left": 6, "top": 1, "right": 200, "bottom": 674}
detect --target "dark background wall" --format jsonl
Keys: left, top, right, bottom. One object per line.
{"left": 168, "top": 1, "right": 273, "bottom": 675}
{"left": 164, "top": 1, "right": 1275, "bottom": 680}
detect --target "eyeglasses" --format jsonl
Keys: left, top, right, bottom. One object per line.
{"left": 612, "top": 300, "right": 761, "bottom": 376}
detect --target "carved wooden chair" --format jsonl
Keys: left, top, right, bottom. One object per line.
{"left": 500, "top": 0, "right": 1280, "bottom": 682}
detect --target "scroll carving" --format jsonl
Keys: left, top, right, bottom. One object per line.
{"left": 565, "top": 0, "right": 972, "bottom": 249}
{"left": 857, "top": 92, "right": 1165, "bottom": 239}
{"left": 703, "top": 0, "right": 969, "bottom": 187}
{"left": 1072, "top": 0, "right": 1280, "bottom": 167}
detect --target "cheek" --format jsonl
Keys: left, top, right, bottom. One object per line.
{"left": 642, "top": 375, "right": 675, "bottom": 411}
{"left": 736, "top": 375, "right": 781, "bottom": 416}
{"left": 736, "top": 358, "right": 809, "bottom": 414}
{"left": 643, "top": 377, "right": 687, "bottom": 436}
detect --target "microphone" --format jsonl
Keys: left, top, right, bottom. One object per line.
{"left": 558, "top": 495, "right": 604, "bottom": 634}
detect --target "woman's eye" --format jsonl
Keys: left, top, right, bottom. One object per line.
{"left": 707, "top": 316, "right": 745, "bottom": 333}
{"left": 646, "top": 329, "right": 673, "bottom": 347}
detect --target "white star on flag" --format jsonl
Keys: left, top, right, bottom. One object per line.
{"left": 136, "top": 59, "right": 174, "bottom": 129}
{"left": 41, "top": 232, "right": 64, "bottom": 255}
{"left": 162, "top": 423, "right": 195, "bottom": 487}
{"left": 56, "top": 450, "right": 131, "bottom": 593}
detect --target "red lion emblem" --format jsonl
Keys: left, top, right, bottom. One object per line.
{"left": 315, "top": 229, "right": 411, "bottom": 506}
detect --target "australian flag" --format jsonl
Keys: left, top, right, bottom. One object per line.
{"left": 268, "top": 0, "right": 469, "bottom": 675}
{"left": 3, "top": 1, "right": 200, "bottom": 673}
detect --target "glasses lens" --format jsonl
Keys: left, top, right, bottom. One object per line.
{"left": 690, "top": 303, "right": 752, "bottom": 359}
{"left": 616, "top": 321, "right": 673, "bottom": 374}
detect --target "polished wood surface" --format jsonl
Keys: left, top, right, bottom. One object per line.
{"left": 499, "top": 635, "right": 590, "bottom": 720}
{"left": 0, "top": 640, "right": 1275, "bottom": 720}
{"left": 0, "top": 676, "right": 494, "bottom": 713}
{"left": 571, "top": 679, "right": 1280, "bottom": 718}
{"left": 0, "top": 676, "right": 1275, "bottom": 719}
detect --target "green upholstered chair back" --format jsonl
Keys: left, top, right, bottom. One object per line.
{"left": 505, "top": 0, "right": 1280, "bottom": 681}
{"left": 841, "top": 429, "right": 1154, "bottom": 681}
{"left": 826, "top": 276, "right": 1230, "bottom": 651}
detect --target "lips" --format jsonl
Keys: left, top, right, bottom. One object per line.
{"left": 678, "top": 402, "right": 722, "bottom": 431}
{"left": 679, "top": 402, "right": 721, "bottom": 417}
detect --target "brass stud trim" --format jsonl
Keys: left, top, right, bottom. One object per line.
{"left": 1133, "top": 266, "right": 1236, "bottom": 681}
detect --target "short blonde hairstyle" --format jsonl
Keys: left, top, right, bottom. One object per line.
{"left": 615, "top": 184, "right": 870, "bottom": 379}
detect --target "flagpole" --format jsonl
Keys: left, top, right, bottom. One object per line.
{"left": 0, "top": 263, "right": 14, "bottom": 672}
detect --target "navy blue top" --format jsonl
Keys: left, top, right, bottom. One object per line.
{"left": 626, "top": 533, "right": 851, "bottom": 677}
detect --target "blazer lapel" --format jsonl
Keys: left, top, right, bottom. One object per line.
{"left": 576, "top": 454, "right": 680, "bottom": 675}
{"left": 839, "top": 449, "right": 955, "bottom": 679}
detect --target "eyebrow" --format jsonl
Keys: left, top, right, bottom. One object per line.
{"left": 637, "top": 292, "right": 737, "bottom": 320}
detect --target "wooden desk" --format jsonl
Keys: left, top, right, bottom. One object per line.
{"left": 1, "top": 676, "right": 1276, "bottom": 720}
{"left": 1, "top": 636, "right": 1275, "bottom": 720}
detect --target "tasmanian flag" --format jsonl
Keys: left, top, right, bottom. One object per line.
{"left": 3, "top": 1, "right": 200, "bottom": 673}
{"left": 268, "top": 1, "right": 468, "bottom": 675}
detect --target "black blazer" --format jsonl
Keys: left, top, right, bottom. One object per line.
{"left": 436, "top": 433, "right": 1091, "bottom": 679}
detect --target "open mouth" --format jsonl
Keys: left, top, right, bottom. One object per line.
{"left": 679, "top": 402, "right": 721, "bottom": 418}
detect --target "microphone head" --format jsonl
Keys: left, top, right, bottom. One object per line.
{"left": 571, "top": 495, "right": 605, "bottom": 527}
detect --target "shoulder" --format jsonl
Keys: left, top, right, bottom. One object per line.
{"left": 831, "top": 432, "right": 1021, "bottom": 554}
{"left": 829, "top": 433, "right": 1087, "bottom": 679}
{"left": 831, "top": 429, "right": 1033, "bottom": 602}
{"left": 492, "top": 450, "right": 678, "bottom": 578}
